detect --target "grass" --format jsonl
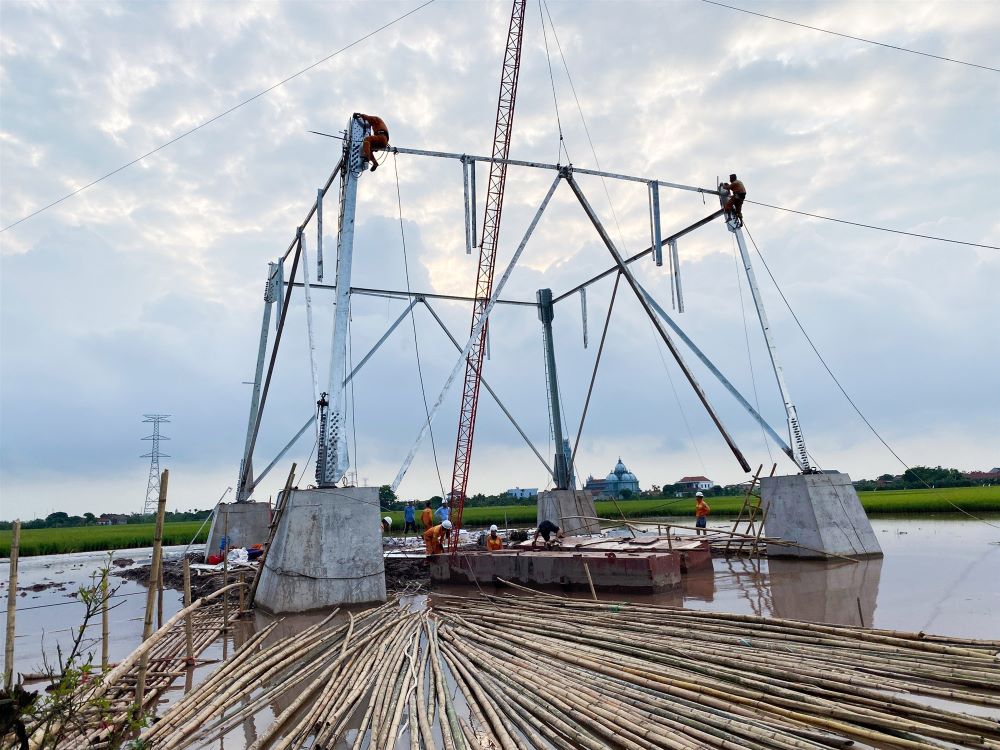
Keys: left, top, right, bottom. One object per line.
{"left": 0, "top": 521, "right": 208, "bottom": 558}
{"left": 3, "top": 487, "right": 997, "bottom": 556}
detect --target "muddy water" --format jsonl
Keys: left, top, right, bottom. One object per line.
{"left": 2, "top": 518, "right": 997, "bottom": 747}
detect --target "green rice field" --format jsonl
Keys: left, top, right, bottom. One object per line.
{"left": 2, "top": 486, "right": 997, "bottom": 557}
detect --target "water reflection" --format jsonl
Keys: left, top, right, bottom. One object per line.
{"left": 768, "top": 557, "right": 882, "bottom": 627}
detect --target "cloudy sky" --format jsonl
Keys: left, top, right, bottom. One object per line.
{"left": 2, "top": 0, "right": 998, "bottom": 519}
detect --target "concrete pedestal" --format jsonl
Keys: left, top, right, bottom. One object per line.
{"left": 204, "top": 502, "right": 272, "bottom": 559}
{"left": 254, "top": 486, "right": 386, "bottom": 613}
{"left": 537, "top": 489, "right": 600, "bottom": 536}
{"left": 761, "top": 472, "right": 882, "bottom": 558}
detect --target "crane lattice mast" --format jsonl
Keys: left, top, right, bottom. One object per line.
{"left": 448, "top": 0, "right": 527, "bottom": 545}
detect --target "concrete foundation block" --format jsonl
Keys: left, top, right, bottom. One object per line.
{"left": 761, "top": 472, "right": 882, "bottom": 558}
{"left": 537, "top": 489, "right": 601, "bottom": 536}
{"left": 254, "top": 486, "right": 386, "bottom": 612}
{"left": 204, "top": 502, "right": 272, "bottom": 559}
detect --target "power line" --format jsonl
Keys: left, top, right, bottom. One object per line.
{"left": 743, "top": 223, "right": 1000, "bottom": 530}
{"left": 0, "top": 0, "right": 436, "bottom": 234}
{"left": 701, "top": 0, "right": 999, "bottom": 74}
{"left": 747, "top": 200, "right": 999, "bottom": 250}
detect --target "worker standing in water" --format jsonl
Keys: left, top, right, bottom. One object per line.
{"left": 486, "top": 524, "right": 503, "bottom": 551}
{"left": 357, "top": 113, "right": 389, "bottom": 171}
{"left": 721, "top": 173, "right": 746, "bottom": 223}
{"left": 423, "top": 519, "right": 452, "bottom": 555}
{"left": 694, "top": 492, "right": 711, "bottom": 535}
{"left": 420, "top": 501, "right": 433, "bottom": 531}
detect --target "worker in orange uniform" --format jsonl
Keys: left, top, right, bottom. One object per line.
{"left": 721, "top": 173, "right": 746, "bottom": 223}
{"left": 420, "top": 501, "right": 433, "bottom": 531}
{"left": 357, "top": 113, "right": 389, "bottom": 171}
{"left": 423, "top": 519, "right": 452, "bottom": 555}
{"left": 694, "top": 491, "right": 711, "bottom": 535}
{"left": 486, "top": 524, "right": 503, "bottom": 551}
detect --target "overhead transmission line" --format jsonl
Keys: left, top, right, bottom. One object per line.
{"left": 743, "top": 223, "right": 1000, "bottom": 530}
{"left": 747, "top": 201, "right": 999, "bottom": 250}
{"left": 0, "top": 0, "right": 436, "bottom": 233}
{"left": 701, "top": 0, "right": 1000, "bottom": 74}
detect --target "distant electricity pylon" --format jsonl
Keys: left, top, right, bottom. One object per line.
{"left": 141, "top": 414, "right": 171, "bottom": 515}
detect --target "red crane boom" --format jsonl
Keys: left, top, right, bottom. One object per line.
{"left": 449, "top": 0, "right": 527, "bottom": 547}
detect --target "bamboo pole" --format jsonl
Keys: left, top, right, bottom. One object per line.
{"left": 581, "top": 560, "right": 597, "bottom": 600}
{"left": 222, "top": 507, "right": 229, "bottom": 631}
{"left": 157, "top": 559, "right": 164, "bottom": 630}
{"left": 135, "top": 469, "right": 169, "bottom": 710}
{"left": 101, "top": 568, "right": 109, "bottom": 671}
{"left": 183, "top": 559, "right": 194, "bottom": 665}
{"left": 4, "top": 519, "right": 20, "bottom": 691}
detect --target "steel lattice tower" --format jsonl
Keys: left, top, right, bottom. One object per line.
{"left": 141, "top": 414, "right": 171, "bottom": 515}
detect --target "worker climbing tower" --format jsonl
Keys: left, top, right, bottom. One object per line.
{"left": 719, "top": 185, "right": 881, "bottom": 558}
{"left": 255, "top": 115, "right": 386, "bottom": 612}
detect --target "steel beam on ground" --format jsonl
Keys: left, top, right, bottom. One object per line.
{"left": 565, "top": 173, "right": 751, "bottom": 473}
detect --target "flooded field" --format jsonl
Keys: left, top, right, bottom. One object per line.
{"left": 3, "top": 517, "right": 998, "bottom": 748}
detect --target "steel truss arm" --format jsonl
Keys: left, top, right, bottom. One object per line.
{"left": 391, "top": 174, "right": 562, "bottom": 493}
{"left": 391, "top": 146, "right": 718, "bottom": 196}
{"left": 565, "top": 173, "right": 752, "bottom": 473}
{"left": 421, "top": 299, "right": 555, "bottom": 480}
{"left": 638, "top": 282, "right": 798, "bottom": 467}
{"left": 289, "top": 282, "right": 536, "bottom": 307}
{"left": 552, "top": 210, "right": 724, "bottom": 304}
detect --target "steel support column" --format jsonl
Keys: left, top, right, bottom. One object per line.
{"left": 537, "top": 288, "right": 570, "bottom": 489}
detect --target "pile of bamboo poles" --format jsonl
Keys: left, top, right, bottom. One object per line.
{"left": 134, "top": 591, "right": 998, "bottom": 750}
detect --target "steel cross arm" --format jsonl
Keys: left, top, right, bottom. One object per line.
{"left": 390, "top": 146, "right": 718, "bottom": 196}
{"left": 637, "top": 282, "right": 798, "bottom": 467}
{"left": 288, "top": 282, "right": 538, "bottom": 307}
{"left": 281, "top": 159, "right": 342, "bottom": 263}
{"left": 565, "top": 173, "right": 752, "bottom": 473}
{"left": 552, "top": 210, "right": 725, "bottom": 304}
{"left": 420, "top": 298, "right": 556, "bottom": 481}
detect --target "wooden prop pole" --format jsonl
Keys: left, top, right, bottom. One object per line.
{"left": 4, "top": 519, "right": 21, "bottom": 690}
{"left": 135, "top": 468, "right": 169, "bottom": 709}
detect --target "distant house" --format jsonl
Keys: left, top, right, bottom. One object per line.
{"left": 963, "top": 470, "right": 1000, "bottom": 484}
{"left": 98, "top": 513, "right": 129, "bottom": 526}
{"left": 505, "top": 487, "right": 538, "bottom": 500}
{"left": 676, "top": 476, "right": 713, "bottom": 492}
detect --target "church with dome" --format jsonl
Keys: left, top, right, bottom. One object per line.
{"left": 583, "top": 458, "right": 641, "bottom": 499}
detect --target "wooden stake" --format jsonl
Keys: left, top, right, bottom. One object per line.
{"left": 247, "top": 463, "right": 296, "bottom": 607}
{"left": 156, "top": 559, "right": 164, "bottom": 630}
{"left": 183, "top": 558, "right": 195, "bottom": 666}
{"left": 101, "top": 568, "right": 109, "bottom": 671}
{"left": 4, "top": 519, "right": 20, "bottom": 691}
{"left": 136, "top": 468, "right": 169, "bottom": 710}
{"left": 582, "top": 560, "right": 597, "bottom": 601}
{"left": 238, "top": 572, "right": 246, "bottom": 614}
{"left": 222, "top": 508, "right": 229, "bottom": 631}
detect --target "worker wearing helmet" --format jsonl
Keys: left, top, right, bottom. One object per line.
{"left": 721, "top": 174, "right": 746, "bottom": 223}
{"left": 694, "top": 492, "right": 711, "bottom": 535}
{"left": 357, "top": 113, "right": 389, "bottom": 172}
{"left": 434, "top": 499, "right": 450, "bottom": 523}
{"left": 382, "top": 516, "right": 393, "bottom": 534}
{"left": 486, "top": 524, "right": 503, "bottom": 551}
{"left": 403, "top": 501, "right": 417, "bottom": 534}
{"left": 423, "top": 519, "right": 452, "bottom": 555}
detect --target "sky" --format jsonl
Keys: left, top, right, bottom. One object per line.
{"left": 1, "top": 0, "right": 998, "bottom": 519}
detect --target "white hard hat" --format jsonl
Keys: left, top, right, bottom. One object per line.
{"left": 695, "top": 492, "right": 704, "bottom": 497}
{"left": 489, "top": 524, "right": 499, "bottom": 532}
{"left": 442, "top": 520, "right": 453, "bottom": 530}
{"left": 442, "top": 499, "right": 449, "bottom": 505}
{"left": 383, "top": 516, "right": 392, "bottom": 526}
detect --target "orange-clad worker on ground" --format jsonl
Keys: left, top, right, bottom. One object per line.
{"left": 486, "top": 524, "right": 503, "bottom": 551}
{"left": 423, "top": 520, "right": 452, "bottom": 555}
{"left": 420, "top": 501, "right": 433, "bottom": 531}
{"left": 357, "top": 113, "right": 390, "bottom": 171}
{"left": 694, "top": 491, "right": 711, "bottom": 536}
